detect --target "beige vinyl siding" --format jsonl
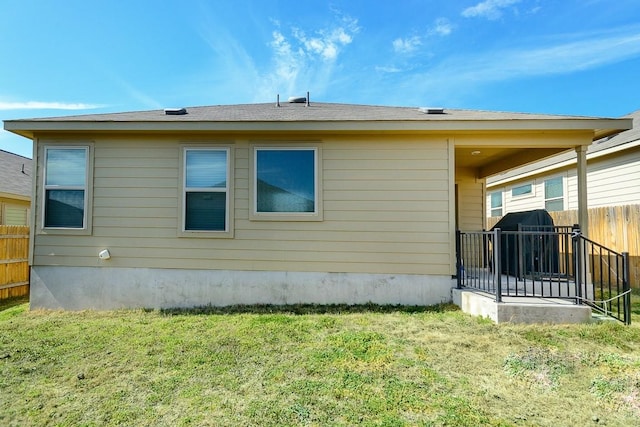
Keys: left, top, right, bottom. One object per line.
{"left": 585, "top": 149, "right": 640, "bottom": 208}
{"left": 489, "top": 145, "right": 639, "bottom": 216}
{"left": 33, "top": 135, "right": 452, "bottom": 275}
{"left": 488, "top": 173, "right": 569, "bottom": 216}
{"left": 504, "top": 181, "right": 539, "bottom": 212}
{"left": 563, "top": 149, "right": 640, "bottom": 210}
{"left": 456, "top": 168, "right": 484, "bottom": 231}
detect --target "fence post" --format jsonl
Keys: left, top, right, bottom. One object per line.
{"left": 494, "top": 228, "right": 502, "bottom": 303}
{"left": 622, "top": 252, "right": 631, "bottom": 325}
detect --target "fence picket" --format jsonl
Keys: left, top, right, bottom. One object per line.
{"left": 0, "top": 225, "right": 30, "bottom": 300}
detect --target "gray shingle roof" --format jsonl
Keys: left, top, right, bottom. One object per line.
{"left": 0, "top": 150, "right": 32, "bottom": 199}
{"left": 7, "top": 102, "right": 608, "bottom": 123}
{"left": 5, "top": 102, "right": 630, "bottom": 144}
{"left": 591, "top": 109, "right": 640, "bottom": 152}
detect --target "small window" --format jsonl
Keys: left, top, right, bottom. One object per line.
{"left": 490, "top": 191, "right": 503, "bottom": 217}
{"left": 511, "top": 183, "right": 532, "bottom": 197}
{"left": 182, "top": 148, "right": 230, "bottom": 232}
{"left": 252, "top": 147, "right": 321, "bottom": 220}
{"left": 43, "top": 147, "right": 88, "bottom": 229}
{"left": 544, "top": 177, "right": 564, "bottom": 212}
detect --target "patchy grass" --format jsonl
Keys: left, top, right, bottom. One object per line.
{"left": 1, "top": 299, "right": 639, "bottom": 426}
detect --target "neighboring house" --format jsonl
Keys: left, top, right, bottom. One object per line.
{"left": 0, "top": 149, "right": 32, "bottom": 225}
{"left": 3, "top": 101, "right": 630, "bottom": 310}
{"left": 486, "top": 109, "right": 640, "bottom": 218}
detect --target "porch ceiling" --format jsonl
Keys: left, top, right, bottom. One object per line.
{"left": 455, "top": 146, "right": 572, "bottom": 178}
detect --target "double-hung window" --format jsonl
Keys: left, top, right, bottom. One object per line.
{"left": 43, "top": 147, "right": 89, "bottom": 229}
{"left": 544, "top": 176, "right": 564, "bottom": 212}
{"left": 182, "top": 148, "right": 230, "bottom": 234}
{"left": 251, "top": 146, "right": 322, "bottom": 220}
{"left": 490, "top": 191, "right": 503, "bottom": 217}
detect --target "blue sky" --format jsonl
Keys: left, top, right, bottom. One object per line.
{"left": 2, "top": 0, "right": 640, "bottom": 158}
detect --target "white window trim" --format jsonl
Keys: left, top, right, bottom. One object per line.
{"left": 39, "top": 144, "right": 93, "bottom": 235}
{"left": 178, "top": 145, "right": 234, "bottom": 238}
{"left": 250, "top": 144, "right": 323, "bottom": 221}
{"left": 510, "top": 182, "right": 535, "bottom": 199}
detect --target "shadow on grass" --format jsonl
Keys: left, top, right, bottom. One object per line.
{"left": 0, "top": 295, "right": 29, "bottom": 312}
{"left": 631, "top": 288, "right": 640, "bottom": 317}
{"left": 160, "top": 302, "right": 460, "bottom": 316}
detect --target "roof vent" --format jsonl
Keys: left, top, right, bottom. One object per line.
{"left": 419, "top": 107, "right": 445, "bottom": 114}
{"left": 164, "top": 107, "right": 187, "bottom": 115}
{"left": 288, "top": 96, "right": 307, "bottom": 103}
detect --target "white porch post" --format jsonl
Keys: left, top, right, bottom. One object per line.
{"left": 575, "top": 145, "right": 589, "bottom": 238}
{"left": 575, "top": 145, "right": 592, "bottom": 300}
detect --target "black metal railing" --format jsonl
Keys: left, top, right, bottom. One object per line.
{"left": 574, "top": 235, "right": 632, "bottom": 324}
{"left": 456, "top": 227, "right": 631, "bottom": 324}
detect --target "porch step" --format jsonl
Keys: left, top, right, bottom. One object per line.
{"left": 451, "top": 288, "right": 592, "bottom": 324}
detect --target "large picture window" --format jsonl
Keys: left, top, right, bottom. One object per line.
{"left": 253, "top": 147, "right": 319, "bottom": 217}
{"left": 43, "top": 147, "right": 88, "bottom": 229}
{"left": 183, "top": 148, "right": 229, "bottom": 232}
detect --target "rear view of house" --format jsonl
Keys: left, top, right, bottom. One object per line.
{"left": 3, "top": 101, "right": 630, "bottom": 310}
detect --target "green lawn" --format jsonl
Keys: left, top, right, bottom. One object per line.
{"left": 1, "top": 295, "right": 639, "bottom": 426}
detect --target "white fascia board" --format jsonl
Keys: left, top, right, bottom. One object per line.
{"left": 4, "top": 117, "right": 631, "bottom": 135}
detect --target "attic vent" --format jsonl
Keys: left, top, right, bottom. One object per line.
{"left": 288, "top": 96, "right": 307, "bottom": 103}
{"left": 164, "top": 107, "right": 187, "bottom": 115}
{"left": 419, "top": 107, "right": 445, "bottom": 114}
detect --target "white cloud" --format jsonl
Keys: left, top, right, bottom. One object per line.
{"left": 0, "top": 101, "right": 103, "bottom": 110}
{"left": 292, "top": 20, "right": 358, "bottom": 61}
{"left": 462, "top": 0, "right": 521, "bottom": 20}
{"left": 393, "top": 36, "right": 422, "bottom": 54}
{"left": 393, "top": 18, "right": 452, "bottom": 55}
{"left": 478, "top": 29, "right": 640, "bottom": 77}
{"left": 432, "top": 18, "right": 453, "bottom": 36}
{"left": 269, "top": 30, "right": 302, "bottom": 87}
{"left": 375, "top": 65, "right": 402, "bottom": 73}
{"left": 258, "top": 13, "right": 360, "bottom": 99}
{"left": 395, "top": 26, "right": 640, "bottom": 104}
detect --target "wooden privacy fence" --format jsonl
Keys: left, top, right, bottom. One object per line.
{"left": 488, "top": 205, "right": 640, "bottom": 289}
{"left": 0, "top": 225, "right": 29, "bottom": 300}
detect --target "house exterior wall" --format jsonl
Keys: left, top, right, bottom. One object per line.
{"left": 455, "top": 167, "right": 485, "bottom": 231}
{"left": 33, "top": 134, "right": 452, "bottom": 274}
{"left": 486, "top": 146, "right": 640, "bottom": 217}
{"left": 30, "top": 133, "right": 458, "bottom": 308}
{"left": 573, "top": 147, "right": 640, "bottom": 209}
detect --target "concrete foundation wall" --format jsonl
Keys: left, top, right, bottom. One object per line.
{"left": 30, "top": 266, "right": 454, "bottom": 310}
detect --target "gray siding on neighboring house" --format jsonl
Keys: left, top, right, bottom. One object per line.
{"left": 0, "top": 150, "right": 32, "bottom": 226}
{"left": 577, "top": 148, "right": 640, "bottom": 208}
{"left": 487, "top": 110, "right": 640, "bottom": 217}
